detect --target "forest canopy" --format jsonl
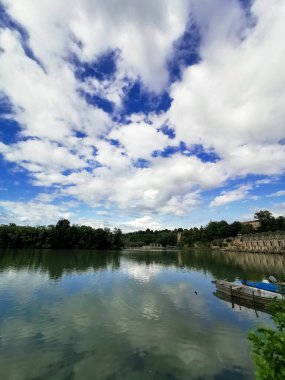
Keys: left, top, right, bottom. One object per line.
{"left": 0, "top": 210, "right": 284, "bottom": 249}
{"left": 0, "top": 219, "right": 123, "bottom": 249}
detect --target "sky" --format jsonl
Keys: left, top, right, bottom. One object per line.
{"left": 0, "top": 0, "right": 285, "bottom": 231}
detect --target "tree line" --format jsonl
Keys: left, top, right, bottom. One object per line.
{"left": 0, "top": 219, "right": 123, "bottom": 249}
{"left": 180, "top": 211, "right": 285, "bottom": 247}
{"left": 0, "top": 210, "right": 284, "bottom": 249}
{"left": 123, "top": 229, "right": 178, "bottom": 248}
{"left": 124, "top": 211, "right": 285, "bottom": 248}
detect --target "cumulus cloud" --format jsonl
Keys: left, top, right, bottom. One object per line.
{"left": 123, "top": 216, "right": 163, "bottom": 231}
{"left": 109, "top": 122, "right": 169, "bottom": 160}
{"left": 63, "top": 215, "right": 165, "bottom": 233}
{"left": 0, "top": 139, "right": 87, "bottom": 171}
{"left": 55, "top": 154, "right": 223, "bottom": 216}
{"left": 0, "top": 0, "right": 285, "bottom": 226}
{"left": 0, "top": 200, "right": 73, "bottom": 225}
{"left": 2, "top": 0, "right": 190, "bottom": 92}
{"left": 169, "top": 0, "right": 285, "bottom": 176}
{"left": 0, "top": 28, "right": 111, "bottom": 142}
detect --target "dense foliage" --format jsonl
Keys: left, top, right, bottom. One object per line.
{"left": 254, "top": 210, "right": 285, "bottom": 232}
{"left": 1, "top": 210, "right": 284, "bottom": 249}
{"left": 248, "top": 296, "right": 285, "bottom": 380}
{"left": 179, "top": 220, "right": 244, "bottom": 246}
{"left": 0, "top": 219, "right": 123, "bottom": 249}
{"left": 124, "top": 211, "right": 285, "bottom": 247}
{"left": 123, "top": 228, "right": 178, "bottom": 247}
{"left": 123, "top": 222, "right": 242, "bottom": 247}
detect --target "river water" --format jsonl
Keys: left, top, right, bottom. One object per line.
{"left": 0, "top": 248, "right": 284, "bottom": 380}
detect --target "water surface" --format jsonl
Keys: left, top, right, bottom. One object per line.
{"left": 1, "top": 248, "right": 284, "bottom": 380}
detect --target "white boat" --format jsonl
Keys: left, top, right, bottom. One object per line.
{"left": 213, "top": 280, "right": 282, "bottom": 305}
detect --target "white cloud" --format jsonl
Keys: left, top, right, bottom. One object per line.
{"left": 123, "top": 216, "right": 163, "bottom": 231}
{"left": 0, "top": 28, "right": 111, "bottom": 142}
{"left": 34, "top": 192, "right": 59, "bottom": 203}
{"left": 210, "top": 184, "right": 252, "bottom": 207}
{"left": 255, "top": 178, "right": 272, "bottom": 186}
{"left": 1, "top": 139, "right": 87, "bottom": 171}
{"left": 223, "top": 145, "right": 285, "bottom": 177}
{"left": 94, "top": 140, "right": 130, "bottom": 171}
{"left": 55, "top": 154, "right": 225, "bottom": 215}
{"left": 109, "top": 122, "right": 169, "bottom": 159}
{"left": 0, "top": 0, "right": 285, "bottom": 226}
{"left": 78, "top": 75, "right": 126, "bottom": 109}
{"left": 73, "top": 215, "right": 166, "bottom": 233}
{"left": 169, "top": 0, "right": 285, "bottom": 177}
{"left": 267, "top": 190, "right": 285, "bottom": 198}
{"left": 75, "top": 217, "right": 110, "bottom": 230}
{"left": 272, "top": 206, "right": 285, "bottom": 218}
{"left": 2, "top": 0, "right": 190, "bottom": 92}
{"left": 0, "top": 200, "right": 73, "bottom": 225}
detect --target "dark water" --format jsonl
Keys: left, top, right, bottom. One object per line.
{"left": 0, "top": 248, "right": 284, "bottom": 380}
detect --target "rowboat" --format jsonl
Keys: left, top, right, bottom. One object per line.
{"left": 241, "top": 280, "right": 281, "bottom": 293}
{"left": 213, "top": 280, "right": 282, "bottom": 305}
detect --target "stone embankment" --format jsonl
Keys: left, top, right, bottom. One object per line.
{"left": 212, "top": 231, "right": 285, "bottom": 254}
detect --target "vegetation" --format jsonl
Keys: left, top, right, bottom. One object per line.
{"left": 178, "top": 220, "right": 244, "bottom": 247}
{"left": 254, "top": 210, "right": 285, "bottom": 232}
{"left": 179, "top": 210, "right": 285, "bottom": 247}
{"left": 0, "top": 219, "right": 123, "bottom": 249}
{"left": 123, "top": 228, "right": 178, "bottom": 248}
{"left": 0, "top": 210, "right": 284, "bottom": 249}
{"left": 124, "top": 211, "right": 285, "bottom": 248}
{"left": 248, "top": 297, "right": 285, "bottom": 380}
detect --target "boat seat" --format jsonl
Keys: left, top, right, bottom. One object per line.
{"left": 231, "top": 285, "right": 242, "bottom": 290}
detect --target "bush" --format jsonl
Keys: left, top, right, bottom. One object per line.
{"left": 248, "top": 297, "right": 285, "bottom": 380}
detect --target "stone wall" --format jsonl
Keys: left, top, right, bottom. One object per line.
{"left": 212, "top": 231, "right": 285, "bottom": 254}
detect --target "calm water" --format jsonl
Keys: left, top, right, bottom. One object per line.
{"left": 1, "top": 248, "right": 284, "bottom": 380}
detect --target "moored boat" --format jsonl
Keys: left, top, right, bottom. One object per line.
{"left": 213, "top": 280, "right": 282, "bottom": 305}
{"left": 241, "top": 280, "right": 281, "bottom": 293}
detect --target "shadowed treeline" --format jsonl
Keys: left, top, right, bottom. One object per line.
{"left": 0, "top": 250, "right": 120, "bottom": 279}
{"left": 0, "top": 219, "right": 123, "bottom": 249}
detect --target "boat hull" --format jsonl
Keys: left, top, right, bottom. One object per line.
{"left": 214, "top": 280, "right": 282, "bottom": 305}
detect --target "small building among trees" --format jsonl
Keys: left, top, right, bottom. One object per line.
{"left": 241, "top": 220, "right": 261, "bottom": 230}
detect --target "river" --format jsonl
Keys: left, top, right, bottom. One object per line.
{"left": 1, "top": 248, "right": 284, "bottom": 379}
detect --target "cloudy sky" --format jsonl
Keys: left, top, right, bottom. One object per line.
{"left": 0, "top": 0, "right": 285, "bottom": 231}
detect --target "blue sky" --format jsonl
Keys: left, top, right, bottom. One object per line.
{"left": 0, "top": 0, "right": 285, "bottom": 231}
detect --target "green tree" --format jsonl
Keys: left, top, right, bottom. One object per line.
{"left": 157, "top": 231, "right": 176, "bottom": 246}
{"left": 240, "top": 223, "right": 254, "bottom": 235}
{"left": 229, "top": 221, "right": 242, "bottom": 236}
{"left": 52, "top": 219, "right": 72, "bottom": 248}
{"left": 276, "top": 216, "right": 285, "bottom": 231}
{"left": 112, "top": 228, "right": 123, "bottom": 249}
{"left": 254, "top": 210, "right": 277, "bottom": 232}
{"left": 248, "top": 298, "right": 285, "bottom": 380}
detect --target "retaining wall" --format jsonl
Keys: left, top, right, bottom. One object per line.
{"left": 213, "top": 231, "right": 285, "bottom": 254}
